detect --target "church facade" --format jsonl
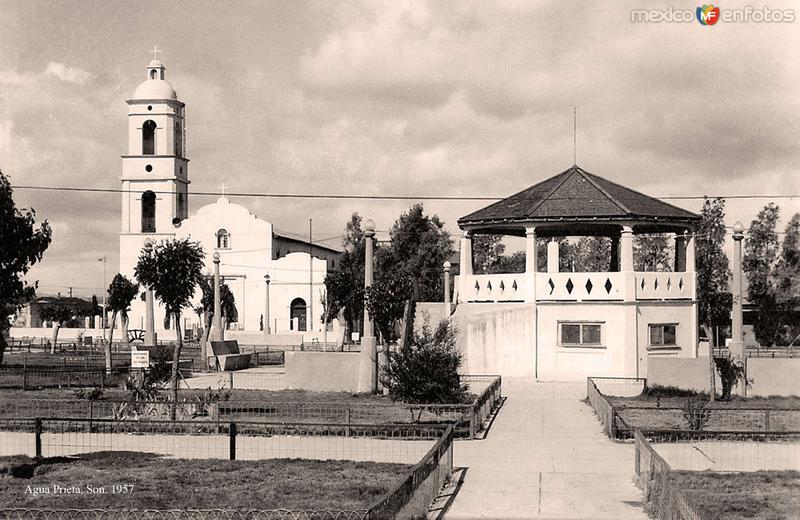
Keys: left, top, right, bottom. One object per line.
{"left": 118, "top": 58, "right": 339, "bottom": 336}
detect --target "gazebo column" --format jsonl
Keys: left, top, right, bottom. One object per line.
{"left": 686, "top": 230, "right": 699, "bottom": 356}
{"left": 620, "top": 226, "right": 634, "bottom": 274}
{"left": 547, "top": 240, "right": 559, "bottom": 273}
{"left": 458, "top": 231, "right": 473, "bottom": 303}
{"left": 525, "top": 226, "right": 537, "bottom": 302}
{"left": 674, "top": 233, "right": 687, "bottom": 272}
{"left": 609, "top": 234, "right": 620, "bottom": 272}
{"left": 620, "top": 225, "right": 638, "bottom": 377}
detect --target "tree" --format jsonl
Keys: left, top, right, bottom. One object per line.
{"left": 323, "top": 213, "right": 367, "bottom": 340}
{"left": 134, "top": 238, "right": 205, "bottom": 416}
{"left": 634, "top": 234, "right": 673, "bottom": 271}
{"left": 568, "top": 236, "right": 612, "bottom": 272}
{"left": 0, "top": 171, "right": 52, "bottom": 365}
{"left": 380, "top": 319, "right": 470, "bottom": 409}
{"left": 387, "top": 204, "right": 454, "bottom": 302}
{"left": 696, "top": 198, "right": 732, "bottom": 401}
{"left": 105, "top": 274, "right": 139, "bottom": 371}
{"left": 773, "top": 214, "right": 800, "bottom": 342}
{"left": 196, "top": 276, "right": 236, "bottom": 362}
{"left": 364, "top": 270, "right": 414, "bottom": 343}
{"left": 472, "top": 235, "right": 505, "bottom": 273}
{"left": 39, "top": 305, "right": 73, "bottom": 353}
{"left": 743, "top": 204, "right": 781, "bottom": 346}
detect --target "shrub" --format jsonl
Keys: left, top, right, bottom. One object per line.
{"left": 643, "top": 385, "right": 705, "bottom": 398}
{"left": 380, "top": 319, "right": 470, "bottom": 407}
{"left": 73, "top": 387, "right": 104, "bottom": 400}
{"left": 682, "top": 397, "right": 711, "bottom": 430}
{"left": 714, "top": 356, "right": 747, "bottom": 400}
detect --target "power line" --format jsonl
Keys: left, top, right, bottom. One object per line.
{"left": 13, "top": 184, "right": 800, "bottom": 201}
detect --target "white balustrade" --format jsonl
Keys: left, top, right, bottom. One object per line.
{"left": 536, "top": 272, "right": 625, "bottom": 301}
{"left": 457, "top": 274, "right": 533, "bottom": 303}
{"left": 456, "top": 271, "right": 695, "bottom": 303}
{"left": 634, "top": 272, "right": 694, "bottom": 300}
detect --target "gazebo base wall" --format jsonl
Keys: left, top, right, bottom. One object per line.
{"left": 449, "top": 299, "right": 697, "bottom": 382}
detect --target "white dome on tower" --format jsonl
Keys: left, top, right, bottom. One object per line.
{"left": 132, "top": 58, "right": 177, "bottom": 100}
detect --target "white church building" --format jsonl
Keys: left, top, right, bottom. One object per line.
{"left": 118, "top": 58, "right": 340, "bottom": 337}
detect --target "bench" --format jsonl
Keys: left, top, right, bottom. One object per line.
{"left": 209, "top": 340, "right": 252, "bottom": 371}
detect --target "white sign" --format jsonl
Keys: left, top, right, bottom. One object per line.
{"left": 351, "top": 332, "right": 360, "bottom": 342}
{"left": 131, "top": 349, "right": 150, "bottom": 369}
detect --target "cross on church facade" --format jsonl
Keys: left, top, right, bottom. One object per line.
{"left": 151, "top": 45, "right": 161, "bottom": 61}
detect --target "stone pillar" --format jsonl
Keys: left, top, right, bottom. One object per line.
{"left": 459, "top": 231, "right": 473, "bottom": 276}
{"left": 212, "top": 252, "right": 223, "bottom": 342}
{"left": 609, "top": 235, "right": 620, "bottom": 272}
{"left": 674, "top": 234, "right": 687, "bottom": 272}
{"left": 546, "top": 240, "right": 559, "bottom": 273}
{"left": 685, "top": 231, "right": 696, "bottom": 274}
{"left": 525, "top": 227, "right": 537, "bottom": 302}
{"left": 443, "top": 261, "right": 452, "bottom": 318}
{"left": 730, "top": 222, "right": 746, "bottom": 361}
{"left": 143, "top": 240, "right": 156, "bottom": 346}
{"left": 263, "top": 275, "right": 271, "bottom": 335}
{"left": 359, "top": 219, "right": 378, "bottom": 393}
{"left": 620, "top": 226, "right": 634, "bottom": 273}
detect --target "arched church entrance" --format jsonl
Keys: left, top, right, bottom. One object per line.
{"left": 290, "top": 298, "right": 307, "bottom": 332}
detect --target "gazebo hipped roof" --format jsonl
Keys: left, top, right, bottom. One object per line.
{"left": 458, "top": 165, "right": 700, "bottom": 231}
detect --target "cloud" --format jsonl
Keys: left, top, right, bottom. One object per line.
{"left": 43, "top": 62, "right": 94, "bottom": 85}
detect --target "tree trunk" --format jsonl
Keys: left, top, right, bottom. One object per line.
{"left": 51, "top": 324, "right": 60, "bottom": 354}
{"left": 105, "top": 311, "right": 117, "bottom": 373}
{"left": 201, "top": 311, "right": 212, "bottom": 368}
{"left": 170, "top": 311, "right": 183, "bottom": 421}
{"left": 121, "top": 313, "right": 130, "bottom": 350}
{"left": 704, "top": 324, "right": 716, "bottom": 401}
{"left": 0, "top": 332, "right": 7, "bottom": 366}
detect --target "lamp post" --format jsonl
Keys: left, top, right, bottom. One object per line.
{"left": 360, "top": 219, "right": 377, "bottom": 392}
{"left": 730, "top": 222, "right": 746, "bottom": 360}
{"left": 264, "top": 274, "right": 271, "bottom": 335}
{"left": 443, "top": 261, "right": 452, "bottom": 319}
{"left": 143, "top": 240, "right": 156, "bottom": 346}
{"left": 98, "top": 256, "right": 107, "bottom": 333}
{"left": 212, "top": 252, "right": 223, "bottom": 341}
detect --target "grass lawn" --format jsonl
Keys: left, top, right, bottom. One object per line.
{"left": 0, "top": 452, "right": 410, "bottom": 511}
{"left": 670, "top": 470, "right": 800, "bottom": 520}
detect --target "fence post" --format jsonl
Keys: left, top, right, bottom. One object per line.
{"left": 469, "top": 405, "right": 477, "bottom": 439}
{"left": 23, "top": 359, "right": 28, "bottom": 391}
{"left": 229, "top": 422, "right": 237, "bottom": 460}
{"left": 34, "top": 418, "right": 42, "bottom": 458}
{"left": 345, "top": 407, "right": 352, "bottom": 437}
{"left": 764, "top": 410, "right": 770, "bottom": 431}
{"left": 229, "top": 372, "right": 234, "bottom": 389}
{"left": 100, "top": 370, "right": 105, "bottom": 389}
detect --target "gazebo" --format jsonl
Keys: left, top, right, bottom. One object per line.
{"left": 452, "top": 165, "right": 701, "bottom": 381}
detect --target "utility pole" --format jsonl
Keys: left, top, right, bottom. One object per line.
{"left": 98, "top": 256, "right": 107, "bottom": 330}
{"left": 309, "top": 218, "right": 313, "bottom": 333}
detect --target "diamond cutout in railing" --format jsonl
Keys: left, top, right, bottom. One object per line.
{"left": 500, "top": 280, "right": 505, "bottom": 291}
{"left": 640, "top": 279, "right": 646, "bottom": 290}
{"left": 487, "top": 281, "right": 493, "bottom": 291}
{"left": 474, "top": 281, "right": 480, "bottom": 292}
{"left": 566, "top": 278, "right": 574, "bottom": 294}
{"left": 585, "top": 279, "right": 593, "bottom": 294}
{"left": 679, "top": 278, "right": 684, "bottom": 290}
{"left": 654, "top": 279, "right": 659, "bottom": 290}
{"left": 548, "top": 278, "right": 555, "bottom": 294}
{"left": 667, "top": 278, "right": 672, "bottom": 291}
{"left": 605, "top": 278, "right": 613, "bottom": 293}
{"left": 512, "top": 280, "right": 518, "bottom": 291}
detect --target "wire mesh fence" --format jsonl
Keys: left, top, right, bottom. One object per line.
{"left": 0, "top": 421, "right": 454, "bottom": 520}
{"left": 0, "top": 375, "right": 501, "bottom": 439}
{"left": 0, "top": 368, "right": 131, "bottom": 390}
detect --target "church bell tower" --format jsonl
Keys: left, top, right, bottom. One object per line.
{"left": 119, "top": 51, "right": 189, "bottom": 278}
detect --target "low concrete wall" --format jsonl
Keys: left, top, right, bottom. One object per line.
{"left": 648, "top": 357, "right": 799, "bottom": 396}
{"left": 747, "top": 358, "right": 800, "bottom": 397}
{"left": 285, "top": 351, "right": 363, "bottom": 392}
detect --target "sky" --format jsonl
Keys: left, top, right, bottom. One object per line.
{"left": 1, "top": 0, "right": 798, "bottom": 298}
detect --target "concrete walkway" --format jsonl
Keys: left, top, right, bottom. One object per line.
{"left": 443, "top": 380, "right": 648, "bottom": 519}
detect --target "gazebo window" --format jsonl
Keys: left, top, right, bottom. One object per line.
{"left": 559, "top": 322, "right": 603, "bottom": 347}
{"left": 216, "top": 229, "right": 230, "bottom": 249}
{"left": 649, "top": 324, "right": 677, "bottom": 347}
